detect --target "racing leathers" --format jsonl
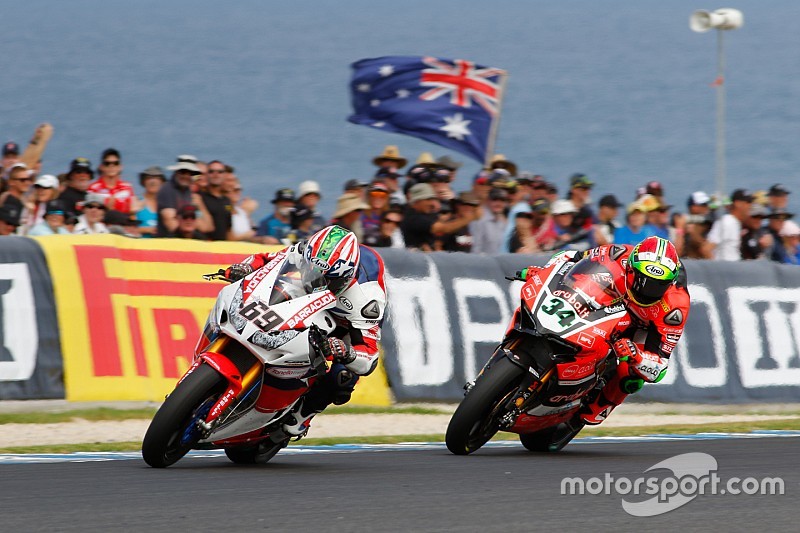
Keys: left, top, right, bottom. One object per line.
{"left": 531, "top": 244, "right": 690, "bottom": 425}
{"left": 226, "top": 242, "right": 387, "bottom": 434}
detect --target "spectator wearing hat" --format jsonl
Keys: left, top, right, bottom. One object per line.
{"left": 707, "top": 189, "right": 753, "bottom": 261}
{"left": 373, "top": 145, "right": 408, "bottom": 173}
{"left": 741, "top": 203, "right": 773, "bottom": 260}
{"left": 73, "top": 193, "right": 110, "bottom": 234}
{"left": 361, "top": 182, "right": 391, "bottom": 243}
{"left": 0, "top": 163, "right": 34, "bottom": 230}
{"left": 104, "top": 210, "right": 142, "bottom": 238}
{"left": 167, "top": 205, "right": 207, "bottom": 240}
{"left": 331, "top": 192, "right": 369, "bottom": 241}
{"left": 765, "top": 208, "right": 795, "bottom": 263}
{"left": 402, "top": 183, "right": 478, "bottom": 251}
{"left": 0, "top": 204, "right": 21, "bottom": 236}
{"left": 614, "top": 199, "right": 656, "bottom": 246}
{"left": 157, "top": 159, "right": 206, "bottom": 237}
{"left": 134, "top": 166, "right": 166, "bottom": 237}
{"left": 767, "top": 184, "right": 790, "bottom": 212}
{"left": 510, "top": 198, "right": 557, "bottom": 253}
{"left": 343, "top": 179, "right": 368, "bottom": 201}
{"left": 296, "top": 180, "right": 325, "bottom": 232}
{"left": 549, "top": 199, "right": 590, "bottom": 252}
{"left": 87, "top": 148, "right": 136, "bottom": 213}
{"left": 1, "top": 142, "right": 21, "bottom": 178}
{"left": 566, "top": 173, "right": 595, "bottom": 234}
{"left": 646, "top": 181, "right": 664, "bottom": 199}
{"left": 489, "top": 154, "right": 517, "bottom": 177}
{"left": 437, "top": 155, "right": 462, "bottom": 181}
{"left": 60, "top": 158, "right": 94, "bottom": 216}
{"left": 687, "top": 191, "right": 712, "bottom": 218}
{"left": 778, "top": 220, "right": 800, "bottom": 265}
{"left": 28, "top": 199, "right": 69, "bottom": 236}
{"left": 22, "top": 174, "right": 61, "bottom": 234}
{"left": 440, "top": 191, "right": 480, "bottom": 252}
{"left": 197, "top": 159, "right": 233, "bottom": 241}
{"left": 430, "top": 167, "right": 456, "bottom": 203}
{"left": 500, "top": 176, "right": 536, "bottom": 253}
{"left": 645, "top": 197, "right": 673, "bottom": 240}
{"left": 593, "top": 194, "right": 623, "bottom": 246}
{"left": 414, "top": 152, "right": 439, "bottom": 169}
{"left": 256, "top": 188, "right": 296, "bottom": 244}
{"left": 286, "top": 206, "right": 316, "bottom": 244}
{"left": 470, "top": 188, "right": 509, "bottom": 255}
{"left": 224, "top": 176, "right": 258, "bottom": 242}
{"left": 374, "top": 168, "right": 405, "bottom": 207}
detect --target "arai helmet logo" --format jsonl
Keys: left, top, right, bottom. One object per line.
{"left": 308, "top": 256, "right": 331, "bottom": 271}
{"left": 644, "top": 264, "right": 665, "bottom": 277}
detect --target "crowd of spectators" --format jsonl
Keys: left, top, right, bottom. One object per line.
{"left": 1, "top": 125, "right": 797, "bottom": 264}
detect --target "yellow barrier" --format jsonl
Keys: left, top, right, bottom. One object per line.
{"left": 34, "top": 235, "right": 392, "bottom": 406}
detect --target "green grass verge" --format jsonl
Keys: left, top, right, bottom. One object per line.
{"left": 0, "top": 405, "right": 447, "bottom": 425}
{"left": 1, "top": 419, "right": 799, "bottom": 455}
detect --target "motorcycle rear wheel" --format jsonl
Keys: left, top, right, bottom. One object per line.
{"left": 224, "top": 439, "right": 289, "bottom": 465}
{"left": 142, "top": 364, "right": 226, "bottom": 468}
{"left": 446, "top": 357, "right": 524, "bottom": 455}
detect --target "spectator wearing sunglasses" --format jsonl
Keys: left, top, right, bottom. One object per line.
{"left": 197, "top": 159, "right": 233, "bottom": 241}
{"left": 364, "top": 209, "right": 404, "bottom": 248}
{"left": 0, "top": 163, "right": 34, "bottom": 229}
{"left": 73, "top": 193, "right": 110, "bottom": 234}
{"left": 87, "top": 148, "right": 136, "bottom": 213}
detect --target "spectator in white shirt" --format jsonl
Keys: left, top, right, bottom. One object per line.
{"left": 706, "top": 189, "right": 752, "bottom": 261}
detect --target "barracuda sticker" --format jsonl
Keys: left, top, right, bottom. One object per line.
{"left": 284, "top": 293, "right": 336, "bottom": 328}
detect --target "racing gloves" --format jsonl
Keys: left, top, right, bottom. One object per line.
{"left": 321, "top": 338, "right": 357, "bottom": 365}
{"left": 613, "top": 338, "right": 668, "bottom": 383}
{"left": 225, "top": 263, "right": 253, "bottom": 282}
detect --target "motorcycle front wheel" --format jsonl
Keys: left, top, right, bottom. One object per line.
{"left": 446, "top": 356, "right": 524, "bottom": 455}
{"left": 142, "top": 363, "right": 226, "bottom": 468}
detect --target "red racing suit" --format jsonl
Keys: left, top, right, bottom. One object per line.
{"left": 236, "top": 243, "right": 387, "bottom": 377}
{"left": 540, "top": 244, "right": 691, "bottom": 424}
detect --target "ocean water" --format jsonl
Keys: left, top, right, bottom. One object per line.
{"left": 1, "top": 0, "right": 798, "bottom": 219}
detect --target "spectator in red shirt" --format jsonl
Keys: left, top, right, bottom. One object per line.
{"left": 87, "top": 148, "right": 135, "bottom": 213}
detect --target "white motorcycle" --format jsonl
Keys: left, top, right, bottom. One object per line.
{"left": 142, "top": 251, "right": 338, "bottom": 468}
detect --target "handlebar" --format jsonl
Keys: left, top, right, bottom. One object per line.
{"left": 202, "top": 269, "right": 234, "bottom": 283}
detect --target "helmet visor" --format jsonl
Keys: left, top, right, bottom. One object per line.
{"left": 629, "top": 270, "right": 672, "bottom": 306}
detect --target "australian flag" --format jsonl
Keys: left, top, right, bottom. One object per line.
{"left": 348, "top": 56, "right": 507, "bottom": 164}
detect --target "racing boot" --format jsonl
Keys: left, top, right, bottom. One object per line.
{"left": 579, "top": 363, "right": 642, "bottom": 425}
{"left": 282, "top": 399, "right": 321, "bottom": 437}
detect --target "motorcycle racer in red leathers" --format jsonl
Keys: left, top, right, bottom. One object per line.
{"left": 224, "top": 225, "right": 387, "bottom": 436}
{"left": 519, "top": 236, "right": 690, "bottom": 429}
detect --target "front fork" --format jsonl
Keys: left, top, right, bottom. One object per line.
{"left": 185, "top": 336, "right": 264, "bottom": 435}
{"left": 467, "top": 338, "right": 557, "bottom": 430}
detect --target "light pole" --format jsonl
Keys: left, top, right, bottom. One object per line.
{"left": 690, "top": 8, "right": 744, "bottom": 202}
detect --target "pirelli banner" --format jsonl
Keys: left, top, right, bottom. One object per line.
{"left": 378, "top": 249, "right": 800, "bottom": 403}
{"left": 33, "top": 235, "right": 392, "bottom": 405}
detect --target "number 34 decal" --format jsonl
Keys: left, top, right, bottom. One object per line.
{"left": 539, "top": 297, "right": 577, "bottom": 327}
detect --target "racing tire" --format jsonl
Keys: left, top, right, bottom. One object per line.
{"left": 446, "top": 356, "right": 524, "bottom": 455}
{"left": 142, "top": 364, "right": 226, "bottom": 468}
{"left": 224, "top": 439, "right": 289, "bottom": 465}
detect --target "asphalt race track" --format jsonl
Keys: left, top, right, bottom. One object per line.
{"left": 1, "top": 434, "right": 797, "bottom": 532}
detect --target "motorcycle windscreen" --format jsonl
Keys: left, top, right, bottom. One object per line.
{"left": 559, "top": 258, "right": 624, "bottom": 310}
{"left": 268, "top": 260, "right": 329, "bottom": 306}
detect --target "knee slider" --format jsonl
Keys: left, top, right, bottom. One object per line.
{"left": 331, "top": 368, "right": 357, "bottom": 405}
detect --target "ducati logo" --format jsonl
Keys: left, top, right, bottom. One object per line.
{"left": 361, "top": 300, "right": 380, "bottom": 319}
{"left": 664, "top": 309, "right": 683, "bottom": 326}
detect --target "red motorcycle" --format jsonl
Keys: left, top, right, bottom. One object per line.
{"left": 446, "top": 255, "right": 631, "bottom": 454}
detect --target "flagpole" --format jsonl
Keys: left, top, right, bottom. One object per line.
{"left": 484, "top": 70, "right": 509, "bottom": 169}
